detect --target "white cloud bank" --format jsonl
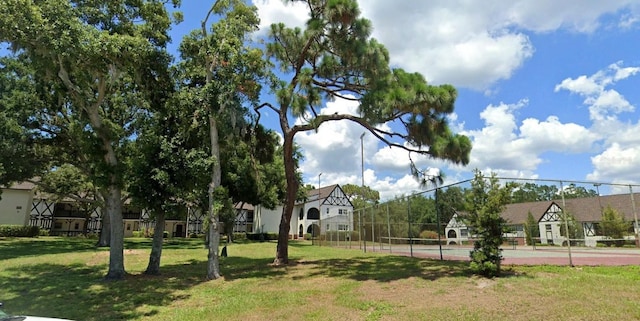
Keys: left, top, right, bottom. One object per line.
{"left": 253, "top": 0, "right": 640, "bottom": 198}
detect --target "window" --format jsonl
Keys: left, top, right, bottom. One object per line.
{"left": 326, "top": 208, "right": 329, "bottom": 214}
{"left": 74, "top": 223, "right": 80, "bottom": 230}
{"left": 545, "top": 224, "right": 552, "bottom": 231}
{"left": 338, "top": 209, "right": 348, "bottom": 215}
{"left": 326, "top": 224, "right": 330, "bottom": 231}
{"left": 127, "top": 224, "right": 131, "bottom": 231}
{"left": 338, "top": 224, "right": 349, "bottom": 231}
{"left": 460, "top": 229, "right": 468, "bottom": 237}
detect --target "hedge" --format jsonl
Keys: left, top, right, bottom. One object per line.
{"left": 0, "top": 225, "right": 40, "bottom": 237}
{"left": 246, "top": 232, "right": 278, "bottom": 241}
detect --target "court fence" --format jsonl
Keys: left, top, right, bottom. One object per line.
{"left": 312, "top": 177, "right": 640, "bottom": 266}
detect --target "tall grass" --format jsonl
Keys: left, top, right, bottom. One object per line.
{"left": 1, "top": 237, "right": 639, "bottom": 321}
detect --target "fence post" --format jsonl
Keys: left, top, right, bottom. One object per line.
{"left": 371, "top": 206, "right": 375, "bottom": 251}
{"left": 387, "top": 203, "right": 391, "bottom": 253}
{"left": 560, "top": 181, "right": 574, "bottom": 266}
{"left": 408, "top": 197, "right": 413, "bottom": 257}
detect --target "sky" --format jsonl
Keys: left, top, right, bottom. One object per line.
{"left": 170, "top": 1, "right": 640, "bottom": 200}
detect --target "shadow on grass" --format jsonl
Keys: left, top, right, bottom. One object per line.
{"left": 0, "top": 237, "right": 210, "bottom": 261}
{"left": 294, "top": 255, "right": 472, "bottom": 282}
{"left": 0, "top": 237, "right": 99, "bottom": 260}
{"left": 0, "top": 259, "right": 216, "bottom": 321}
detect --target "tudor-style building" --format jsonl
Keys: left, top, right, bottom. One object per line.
{"left": 445, "top": 192, "right": 640, "bottom": 247}
{"left": 2, "top": 181, "right": 353, "bottom": 239}
{"left": 247, "top": 184, "right": 354, "bottom": 238}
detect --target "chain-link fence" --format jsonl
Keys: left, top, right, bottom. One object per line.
{"left": 315, "top": 177, "right": 640, "bottom": 266}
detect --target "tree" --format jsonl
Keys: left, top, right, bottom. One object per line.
{"left": 524, "top": 211, "right": 539, "bottom": 246}
{"left": 412, "top": 167, "right": 445, "bottom": 237}
{"left": 558, "top": 211, "right": 582, "bottom": 243}
{"left": 436, "top": 186, "right": 465, "bottom": 227}
{"left": 464, "top": 170, "right": 514, "bottom": 277}
{"left": 177, "top": 0, "right": 268, "bottom": 279}
{"left": 0, "top": 56, "right": 52, "bottom": 191}
{"left": 0, "top": 0, "right": 178, "bottom": 279}
{"left": 128, "top": 96, "right": 212, "bottom": 275}
{"left": 600, "top": 205, "right": 629, "bottom": 246}
{"left": 36, "top": 164, "right": 101, "bottom": 236}
{"left": 563, "top": 184, "right": 598, "bottom": 199}
{"left": 261, "top": 0, "right": 471, "bottom": 265}
{"left": 342, "top": 184, "right": 380, "bottom": 210}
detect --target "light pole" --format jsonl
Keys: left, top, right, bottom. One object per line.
{"left": 318, "top": 172, "right": 322, "bottom": 246}
{"left": 360, "top": 132, "right": 366, "bottom": 252}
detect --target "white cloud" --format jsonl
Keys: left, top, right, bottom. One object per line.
{"left": 254, "top": 0, "right": 640, "bottom": 90}
{"left": 252, "top": 0, "right": 640, "bottom": 196}
{"left": 358, "top": 0, "right": 638, "bottom": 90}
{"left": 252, "top": 0, "right": 308, "bottom": 35}
{"left": 462, "top": 99, "right": 596, "bottom": 173}
{"left": 588, "top": 143, "right": 640, "bottom": 182}
{"left": 554, "top": 62, "right": 640, "bottom": 184}
{"left": 555, "top": 61, "right": 638, "bottom": 121}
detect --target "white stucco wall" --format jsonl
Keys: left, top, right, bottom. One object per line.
{"left": 0, "top": 189, "right": 33, "bottom": 225}
{"left": 254, "top": 205, "right": 283, "bottom": 234}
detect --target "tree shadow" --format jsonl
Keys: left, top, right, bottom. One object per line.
{"left": 293, "top": 255, "right": 472, "bottom": 282}
{"left": 0, "top": 237, "right": 210, "bottom": 261}
{"left": 0, "top": 237, "right": 98, "bottom": 260}
{"left": 0, "top": 259, "right": 213, "bottom": 321}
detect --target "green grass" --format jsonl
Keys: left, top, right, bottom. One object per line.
{"left": 1, "top": 237, "right": 640, "bottom": 320}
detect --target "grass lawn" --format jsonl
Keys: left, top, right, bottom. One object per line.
{"left": 1, "top": 237, "right": 640, "bottom": 321}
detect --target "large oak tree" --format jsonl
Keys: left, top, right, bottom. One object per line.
{"left": 0, "top": 0, "right": 178, "bottom": 279}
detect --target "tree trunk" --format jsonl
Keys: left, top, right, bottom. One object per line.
{"left": 104, "top": 185, "right": 126, "bottom": 280}
{"left": 85, "top": 97, "right": 125, "bottom": 279}
{"left": 145, "top": 210, "right": 165, "bottom": 275}
{"left": 274, "top": 131, "right": 298, "bottom": 265}
{"left": 207, "top": 115, "right": 222, "bottom": 280}
{"left": 96, "top": 209, "right": 111, "bottom": 247}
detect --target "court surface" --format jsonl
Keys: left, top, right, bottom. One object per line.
{"left": 355, "top": 243, "right": 640, "bottom": 266}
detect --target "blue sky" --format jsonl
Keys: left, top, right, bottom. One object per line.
{"left": 170, "top": 1, "right": 640, "bottom": 200}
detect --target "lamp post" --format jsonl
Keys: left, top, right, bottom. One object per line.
{"left": 318, "top": 172, "right": 322, "bottom": 246}
{"left": 360, "top": 132, "right": 366, "bottom": 252}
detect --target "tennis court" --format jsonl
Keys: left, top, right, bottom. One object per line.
{"left": 356, "top": 242, "right": 640, "bottom": 266}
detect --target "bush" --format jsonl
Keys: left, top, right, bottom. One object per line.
{"left": 232, "top": 233, "right": 247, "bottom": 241}
{"left": 246, "top": 232, "right": 278, "bottom": 241}
{"left": 132, "top": 231, "right": 144, "bottom": 238}
{"left": 0, "top": 225, "right": 40, "bottom": 237}
{"left": 419, "top": 230, "right": 439, "bottom": 239}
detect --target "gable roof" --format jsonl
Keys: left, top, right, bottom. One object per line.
{"left": 501, "top": 192, "right": 640, "bottom": 224}
{"left": 303, "top": 184, "right": 354, "bottom": 208}
{"left": 2, "top": 181, "right": 37, "bottom": 191}
{"left": 501, "top": 201, "right": 556, "bottom": 225}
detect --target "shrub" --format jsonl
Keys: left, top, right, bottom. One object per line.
{"left": 0, "top": 225, "right": 40, "bottom": 237}
{"left": 132, "top": 231, "right": 144, "bottom": 238}
{"left": 232, "top": 233, "right": 247, "bottom": 241}
{"left": 246, "top": 232, "right": 278, "bottom": 241}
{"left": 419, "top": 230, "right": 439, "bottom": 239}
